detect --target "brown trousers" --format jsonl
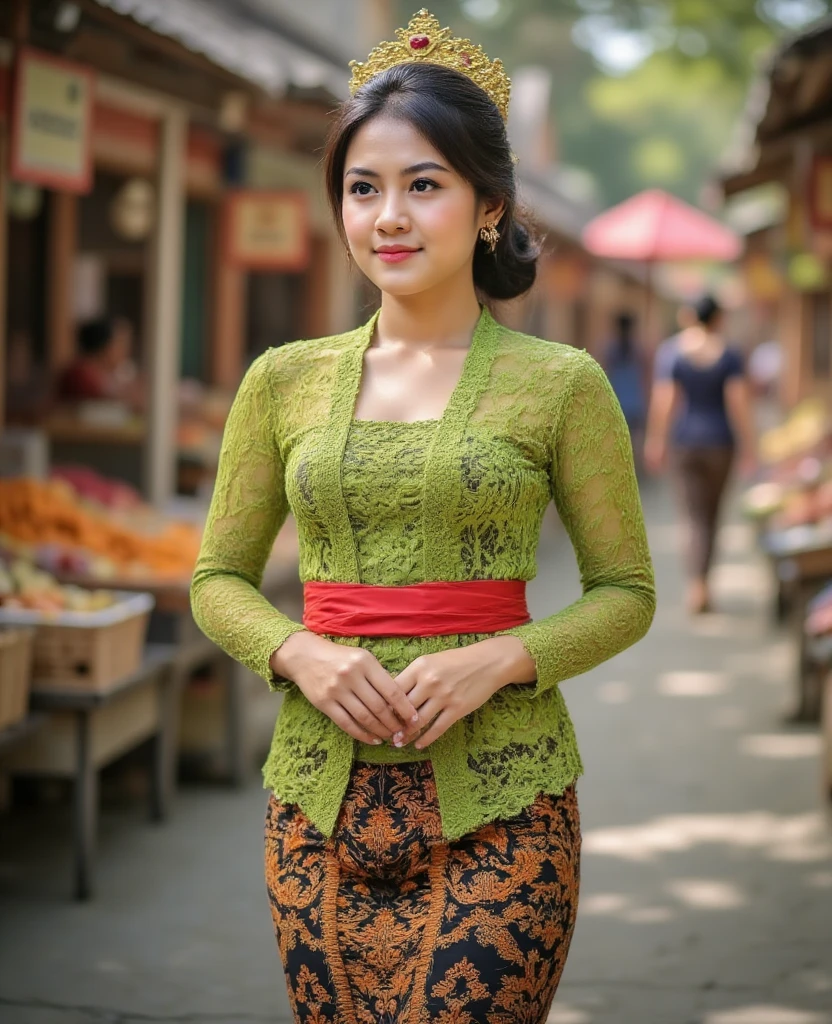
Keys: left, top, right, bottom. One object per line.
{"left": 672, "top": 445, "right": 734, "bottom": 578}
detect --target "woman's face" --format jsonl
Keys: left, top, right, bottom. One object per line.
{"left": 341, "top": 115, "right": 499, "bottom": 298}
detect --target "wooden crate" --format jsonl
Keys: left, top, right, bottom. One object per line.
{"left": 0, "top": 593, "right": 154, "bottom": 693}
{"left": 0, "top": 627, "right": 35, "bottom": 730}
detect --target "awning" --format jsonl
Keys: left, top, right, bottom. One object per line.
{"left": 720, "top": 16, "right": 832, "bottom": 195}
{"left": 90, "top": 0, "right": 349, "bottom": 101}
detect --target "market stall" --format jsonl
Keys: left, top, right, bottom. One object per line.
{"left": 743, "top": 399, "right": 832, "bottom": 755}
{"left": 0, "top": 470, "right": 301, "bottom": 896}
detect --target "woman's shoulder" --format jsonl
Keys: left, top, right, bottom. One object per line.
{"left": 494, "top": 321, "right": 596, "bottom": 375}
{"left": 246, "top": 325, "right": 366, "bottom": 384}
{"left": 723, "top": 344, "right": 745, "bottom": 370}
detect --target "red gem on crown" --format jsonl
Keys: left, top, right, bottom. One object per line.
{"left": 409, "top": 34, "right": 430, "bottom": 50}
{"left": 460, "top": 52, "right": 472, "bottom": 67}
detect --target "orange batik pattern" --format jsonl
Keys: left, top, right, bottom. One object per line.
{"left": 264, "top": 762, "right": 580, "bottom": 1024}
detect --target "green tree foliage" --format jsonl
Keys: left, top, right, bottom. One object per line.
{"left": 392, "top": 0, "right": 832, "bottom": 205}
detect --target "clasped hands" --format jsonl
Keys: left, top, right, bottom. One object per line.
{"left": 272, "top": 632, "right": 533, "bottom": 749}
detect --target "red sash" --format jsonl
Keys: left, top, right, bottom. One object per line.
{"left": 302, "top": 580, "right": 531, "bottom": 637}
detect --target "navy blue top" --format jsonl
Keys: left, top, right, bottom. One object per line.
{"left": 655, "top": 338, "right": 744, "bottom": 448}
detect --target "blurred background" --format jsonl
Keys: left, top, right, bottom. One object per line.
{"left": 0, "top": 2, "right": 832, "bottom": 1023}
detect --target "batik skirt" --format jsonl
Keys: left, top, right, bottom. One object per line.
{"left": 264, "top": 761, "right": 581, "bottom": 1024}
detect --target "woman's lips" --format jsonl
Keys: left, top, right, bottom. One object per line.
{"left": 376, "top": 249, "right": 420, "bottom": 263}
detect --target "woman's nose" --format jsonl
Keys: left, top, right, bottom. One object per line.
{"left": 375, "top": 194, "right": 410, "bottom": 234}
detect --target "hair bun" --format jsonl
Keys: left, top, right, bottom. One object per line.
{"left": 474, "top": 215, "right": 539, "bottom": 302}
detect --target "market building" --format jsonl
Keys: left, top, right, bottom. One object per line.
{"left": 1, "top": 0, "right": 361, "bottom": 505}
{"left": 0, "top": 0, "right": 672, "bottom": 900}
{"left": 1, "top": 0, "right": 665, "bottom": 508}
{"left": 517, "top": 167, "right": 661, "bottom": 360}
{"left": 720, "top": 17, "right": 832, "bottom": 767}
{"left": 721, "top": 15, "right": 832, "bottom": 409}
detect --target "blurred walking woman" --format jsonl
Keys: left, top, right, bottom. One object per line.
{"left": 645, "top": 295, "right": 756, "bottom": 614}
{"left": 191, "top": 10, "right": 654, "bottom": 1023}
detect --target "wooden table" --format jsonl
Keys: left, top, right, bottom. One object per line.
{"left": 0, "top": 713, "right": 48, "bottom": 755}
{"left": 762, "top": 528, "right": 832, "bottom": 722}
{"left": 2, "top": 645, "right": 178, "bottom": 900}
{"left": 56, "top": 540, "right": 300, "bottom": 786}
{"left": 145, "top": 559, "right": 300, "bottom": 785}
{"left": 808, "top": 635, "right": 832, "bottom": 803}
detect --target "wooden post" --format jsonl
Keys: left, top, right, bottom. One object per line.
{"left": 1, "top": 0, "right": 29, "bottom": 432}
{"left": 302, "top": 237, "right": 329, "bottom": 340}
{"left": 12, "top": 0, "right": 29, "bottom": 43}
{"left": 211, "top": 252, "right": 245, "bottom": 389}
{"left": 47, "top": 192, "right": 78, "bottom": 372}
{"left": 0, "top": 121, "right": 8, "bottom": 433}
{"left": 143, "top": 104, "right": 187, "bottom": 507}
{"left": 364, "top": 0, "right": 393, "bottom": 43}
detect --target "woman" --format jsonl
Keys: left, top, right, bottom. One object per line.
{"left": 602, "top": 311, "right": 649, "bottom": 470}
{"left": 645, "top": 294, "right": 756, "bottom": 614}
{"left": 191, "top": 11, "right": 655, "bottom": 1023}
{"left": 57, "top": 317, "right": 143, "bottom": 409}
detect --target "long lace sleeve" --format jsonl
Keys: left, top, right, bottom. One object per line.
{"left": 500, "top": 351, "right": 655, "bottom": 696}
{"left": 190, "top": 352, "right": 308, "bottom": 688}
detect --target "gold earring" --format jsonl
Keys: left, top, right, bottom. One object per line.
{"left": 480, "top": 222, "right": 500, "bottom": 253}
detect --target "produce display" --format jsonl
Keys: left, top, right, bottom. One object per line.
{"left": 0, "top": 478, "right": 202, "bottom": 581}
{"left": 745, "top": 402, "right": 832, "bottom": 655}
{"left": 0, "top": 556, "right": 116, "bottom": 614}
{"left": 743, "top": 400, "right": 832, "bottom": 531}
{"left": 806, "top": 583, "right": 832, "bottom": 639}
{"left": 51, "top": 465, "right": 142, "bottom": 511}
{"left": 758, "top": 398, "right": 829, "bottom": 465}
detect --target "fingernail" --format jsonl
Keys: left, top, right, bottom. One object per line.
{"left": 414, "top": 742, "right": 422, "bottom": 750}
{"left": 393, "top": 732, "right": 403, "bottom": 743}
{"left": 372, "top": 739, "right": 383, "bottom": 745}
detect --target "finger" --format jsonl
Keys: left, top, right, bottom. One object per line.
{"left": 366, "top": 662, "right": 419, "bottom": 727}
{"left": 397, "top": 697, "right": 442, "bottom": 746}
{"left": 355, "top": 677, "right": 413, "bottom": 736}
{"left": 326, "top": 703, "right": 386, "bottom": 745}
{"left": 414, "top": 709, "right": 456, "bottom": 750}
{"left": 340, "top": 692, "right": 394, "bottom": 741}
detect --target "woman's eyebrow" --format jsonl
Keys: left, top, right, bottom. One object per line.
{"left": 401, "top": 161, "right": 450, "bottom": 175}
{"left": 345, "top": 166, "right": 379, "bottom": 177}
{"left": 344, "top": 161, "right": 450, "bottom": 178}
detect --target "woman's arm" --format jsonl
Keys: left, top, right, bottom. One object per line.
{"left": 499, "top": 352, "right": 656, "bottom": 697}
{"left": 724, "top": 373, "right": 757, "bottom": 476}
{"left": 190, "top": 353, "right": 308, "bottom": 689}
{"left": 644, "top": 378, "right": 678, "bottom": 473}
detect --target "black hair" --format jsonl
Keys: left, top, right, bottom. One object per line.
{"left": 610, "top": 312, "right": 636, "bottom": 360}
{"left": 615, "top": 312, "right": 635, "bottom": 335}
{"left": 694, "top": 294, "right": 722, "bottom": 328}
{"left": 323, "top": 62, "right": 539, "bottom": 302}
{"left": 77, "top": 318, "right": 116, "bottom": 356}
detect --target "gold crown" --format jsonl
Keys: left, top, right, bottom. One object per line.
{"left": 348, "top": 9, "right": 511, "bottom": 123}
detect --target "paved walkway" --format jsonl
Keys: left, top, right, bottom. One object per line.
{"left": 1, "top": 481, "right": 830, "bottom": 1024}
{"left": 550, "top": 482, "right": 832, "bottom": 1024}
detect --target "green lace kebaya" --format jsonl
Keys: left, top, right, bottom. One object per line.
{"left": 190, "top": 306, "right": 655, "bottom": 840}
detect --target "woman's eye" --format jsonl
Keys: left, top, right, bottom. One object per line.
{"left": 411, "top": 178, "right": 438, "bottom": 193}
{"left": 349, "top": 181, "right": 376, "bottom": 196}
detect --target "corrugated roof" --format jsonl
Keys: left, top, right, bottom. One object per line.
{"left": 91, "top": 0, "right": 349, "bottom": 99}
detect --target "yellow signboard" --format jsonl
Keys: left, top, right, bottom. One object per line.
{"left": 223, "top": 191, "right": 310, "bottom": 271}
{"left": 11, "top": 48, "right": 94, "bottom": 193}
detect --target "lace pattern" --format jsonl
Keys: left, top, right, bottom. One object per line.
{"left": 191, "top": 308, "right": 655, "bottom": 840}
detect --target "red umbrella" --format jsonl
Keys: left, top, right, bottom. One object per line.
{"left": 581, "top": 189, "right": 742, "bottom": 344}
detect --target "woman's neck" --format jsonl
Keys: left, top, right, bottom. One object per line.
{"left": 679, "top": 324, "right": 725, "bottom": 362}
{"left": 376, "top": 280, "right": 483, "bottom": 351}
